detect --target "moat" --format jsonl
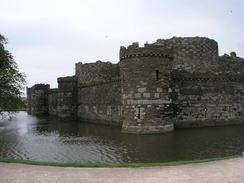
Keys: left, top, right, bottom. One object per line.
{"left": 0, "top": 112, "right": 244, "bottom": 163}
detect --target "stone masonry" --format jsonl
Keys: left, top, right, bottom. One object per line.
{"left": 27, "top": 37, "right": 244, "bottom": 134}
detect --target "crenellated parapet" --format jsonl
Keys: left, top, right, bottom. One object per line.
{"left": 120, "top": 42, "right": 173, "bottom": 61}
{"left": 30, "top": 84, "right": 50, "bottom": 90}
{"left": 120, "top": 37, "right": 219, "bottom": 72}
{"left": 57, "top": 76, "right": 77, "bottom": 83}
{"left": 217, "top": 52, "right": 244, "bottom": 73}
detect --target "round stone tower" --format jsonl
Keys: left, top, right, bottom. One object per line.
{"left": 119, "top": 42, "right": 174, "bottom": 134}
{"left": 154, "top": 37, "right": 219, "bottom": 72}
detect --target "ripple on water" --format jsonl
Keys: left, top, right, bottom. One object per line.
{"left": 0, "top": 112, "right": 244, "bottom": 163}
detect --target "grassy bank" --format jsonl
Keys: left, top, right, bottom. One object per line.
{"left": 0, "top": 156, "right": 240, "bottom": 168}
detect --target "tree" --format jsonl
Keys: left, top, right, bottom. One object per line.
{"left": 0, "top": 34, "right": 26, "bottom": 118}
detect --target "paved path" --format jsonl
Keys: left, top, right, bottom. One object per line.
{"left": 0, "top": 158, "right": 244, "bottom": 183}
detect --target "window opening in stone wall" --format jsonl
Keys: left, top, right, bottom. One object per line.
{"left": 137, "top": 107, "right": 141, "bottom": 119}
{"left": 156, "top": 70, "right": 159, "bottom": 80}
{"left": 204, "top": 106, "right": 207, "bottom": 118}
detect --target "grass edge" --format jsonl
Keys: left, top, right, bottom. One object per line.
{"left": 0, "top": 156, "right": 240, "bottom": 168}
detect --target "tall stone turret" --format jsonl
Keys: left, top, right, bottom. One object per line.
{"left": 56, "top": 76, "right": 77, "bottom": 119}
{"left": 27, "top": 84, "right": 50, "bottom": 115}
{"left": 119, "top": 42, "right": 174, "bottom": 134}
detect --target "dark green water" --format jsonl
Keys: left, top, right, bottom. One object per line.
{"left": 0, "top": 112, "right": 244, "bottom": 163}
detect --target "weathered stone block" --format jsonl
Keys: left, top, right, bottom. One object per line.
{"left": 157, "top": 88, "right": 163, "bottom": 93}
{"left": 154, "top": 93, "right": 160, "bottom": 98}
{"left": 143, "top": 93, "right": 151, "bottom": 98}
{"left": 135, "top": 93, "right": 141, "bottom": 98}
{"left": 138, "top": 88, "right": 146, "bottom": 93}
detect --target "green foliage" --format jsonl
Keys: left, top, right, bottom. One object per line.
{"left": 17, "top": 98, "right": 27, "bottom": 111}
{"left": 0, "top": 34, "right": 26, "bottom": 114}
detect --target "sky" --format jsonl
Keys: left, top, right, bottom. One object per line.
{"left": 1, "top": 0, "right": 244, "bottom": 89}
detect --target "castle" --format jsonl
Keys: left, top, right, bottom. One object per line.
{"left": 27, "top": 37, "right": 244, "bottom": 134}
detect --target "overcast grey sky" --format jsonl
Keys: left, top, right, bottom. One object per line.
{"left": 1, "top": 0, "right": 244, "bottom": 88}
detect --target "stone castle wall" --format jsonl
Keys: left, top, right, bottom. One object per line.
{"left": 77, "top": 79, "right": 122, "bottom": 125}
{"left": 56, "top": 76, "right": 77, "bottom": 119}
{"left": 28, "top": 77, "right": 77, "bottom": 119}
{"left": 76, "top": 62, "right": 122, "bottom": 125}
{"left": 75, "top": 61, "right": 119, "bottom": 83}
{"left": 27, "top": 36, "right": 244, "bottom": 134}
{"left": 48, "top": 88, "right": 58, "bottom": 116}
{"left": 170, "top": 71, "right": 244, "bottom": 128}
{"left": 27, "top": 84, "right": 50, "bottom": 115}
{"left": 47, "top": 76, "right": 78, "bottom": 119}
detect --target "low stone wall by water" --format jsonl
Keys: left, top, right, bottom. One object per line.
{"left": 77, "top": 79, "right": 122, "bottom": 125}
{"left": 170, "top": 71, "right": 244, "bottom": 127}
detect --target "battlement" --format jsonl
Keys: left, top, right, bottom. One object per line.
{"left": 30, "top": 84, "right": 50, "bottom": 90}
{"left": 57, "top": 76, "right": 77, "bottom": 83}
{"left": 216, "top": 53, "right": 244, "bottom": 73}
{"left": 219, "top": 52, "right": 244, "bottom": 62}
{"left": 120, "top": 37, "right": 218, "bottom": 63}
{"left": 155, "top": 36, "right": 217, "bottom": 46}
{"left": 75, "top": 60, "right": 114, "bottom": 67}
{"left": 120, "top": 43, "right": 173, "bottom": 61}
